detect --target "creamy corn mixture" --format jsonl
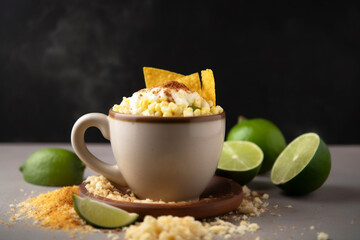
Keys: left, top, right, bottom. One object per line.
{"left": 113, "top": 81, "right": 223, "bottom": 117}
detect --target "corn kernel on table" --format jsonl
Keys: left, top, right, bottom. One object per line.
{"left": 1, "top": 143, "right": 359, "bottom": 240}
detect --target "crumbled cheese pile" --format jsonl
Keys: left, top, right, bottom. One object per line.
{"left": 85, "top": 175, "right": 138, "bottom": 202}
{"left": 125, "top": 216, "right": 212, "bottom": 240}
{"left": 85, "top": 175, "right": 172, "bottom": 204}
{"left": 86, "top": 175, "right": 209, "bottom": 204}
{"left": 124, "top": 215, "right": 261, "bottom": 240}
{"left": 237, "top": 185, "right": 269, "bottom": 217}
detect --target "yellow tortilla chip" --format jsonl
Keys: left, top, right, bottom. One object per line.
{"left": 143, "top": 67, "right": 184, "bottom": 88}
{"left": 201, "top": 69, "right": 216, "bottom": 105}
{"left": 176, "top": 72, "right": 201, "bottom": 95}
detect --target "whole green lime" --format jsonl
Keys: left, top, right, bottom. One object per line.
{"left": 20, "top": 148, "right": 86, "bottom": 186}
{"left": 227, "top": 117, "right": 286, "bottom": 174}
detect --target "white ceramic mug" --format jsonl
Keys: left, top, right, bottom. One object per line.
{"left": 71, "top": 109, "right": 225, "bottom": 202}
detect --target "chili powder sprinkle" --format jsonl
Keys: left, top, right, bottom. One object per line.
{"left": 13, "top": 186, "right": 96, "bottom": 235}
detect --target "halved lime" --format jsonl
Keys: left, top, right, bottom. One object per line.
{"left": 271, "top": 133, "right": 331, "bottom": 195}
{"left": 227, "top": 117, "right": 286, "bottom": 174}
{"left": 216, "top": 141, "right": 263, "bottom": 185}
{"left": 72, "top": 194, "right": 138, "bottom": 228}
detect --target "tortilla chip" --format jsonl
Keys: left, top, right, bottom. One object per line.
{"left": 143, "top": 67, "right": 184, "bottom": 88}
{"left": 201, "top": 69, "right": 216, "bottom": 105}
{"left": 176, "top": 72, "right": 201, "bottom": 95}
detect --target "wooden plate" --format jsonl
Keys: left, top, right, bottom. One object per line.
{"left": 79, "top": 176, "right": 243, "bottom": 219}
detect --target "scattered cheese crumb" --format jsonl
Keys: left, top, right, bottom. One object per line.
{"left": 107, "top": 232, "right": 120, "bottom": 240}
{"left": 310, "top": 225, "right": 315, "bottom": 230}
{"left": 205, "top": 218, "right": 259, "bottom": 235}
{"left": 317, "top": 232, "right": 329, "bottom": 240}
{"left": 262, "top": 193, "right": 269, "bottom": 200}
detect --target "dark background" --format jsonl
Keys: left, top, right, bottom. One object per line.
{"left": 0, "top": 1, "right": 359, "bottom": 144}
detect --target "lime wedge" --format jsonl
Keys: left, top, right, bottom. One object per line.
{"left": 216, "top": 141, "right": 263, "bottom": 185}
{"left": 271, "top": 133, "right": 331, "bottom": 195}
{"left": 72, "top": 194, "right": 138, "bottom": 228}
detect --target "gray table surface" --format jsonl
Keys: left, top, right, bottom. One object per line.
{"left": 0, "top": 143, "right": 359, "bottom": 240}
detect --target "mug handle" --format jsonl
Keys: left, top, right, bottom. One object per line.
{"left": 71, "top": 113, "right": 127, "bottom": 186}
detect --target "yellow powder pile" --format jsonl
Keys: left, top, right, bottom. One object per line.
{"left": 13, "top": 186, "right": 94, "bottom": 234}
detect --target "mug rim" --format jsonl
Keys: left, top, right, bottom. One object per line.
{"left": 109, "top": 109, "right": 225, "bottom": 123}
